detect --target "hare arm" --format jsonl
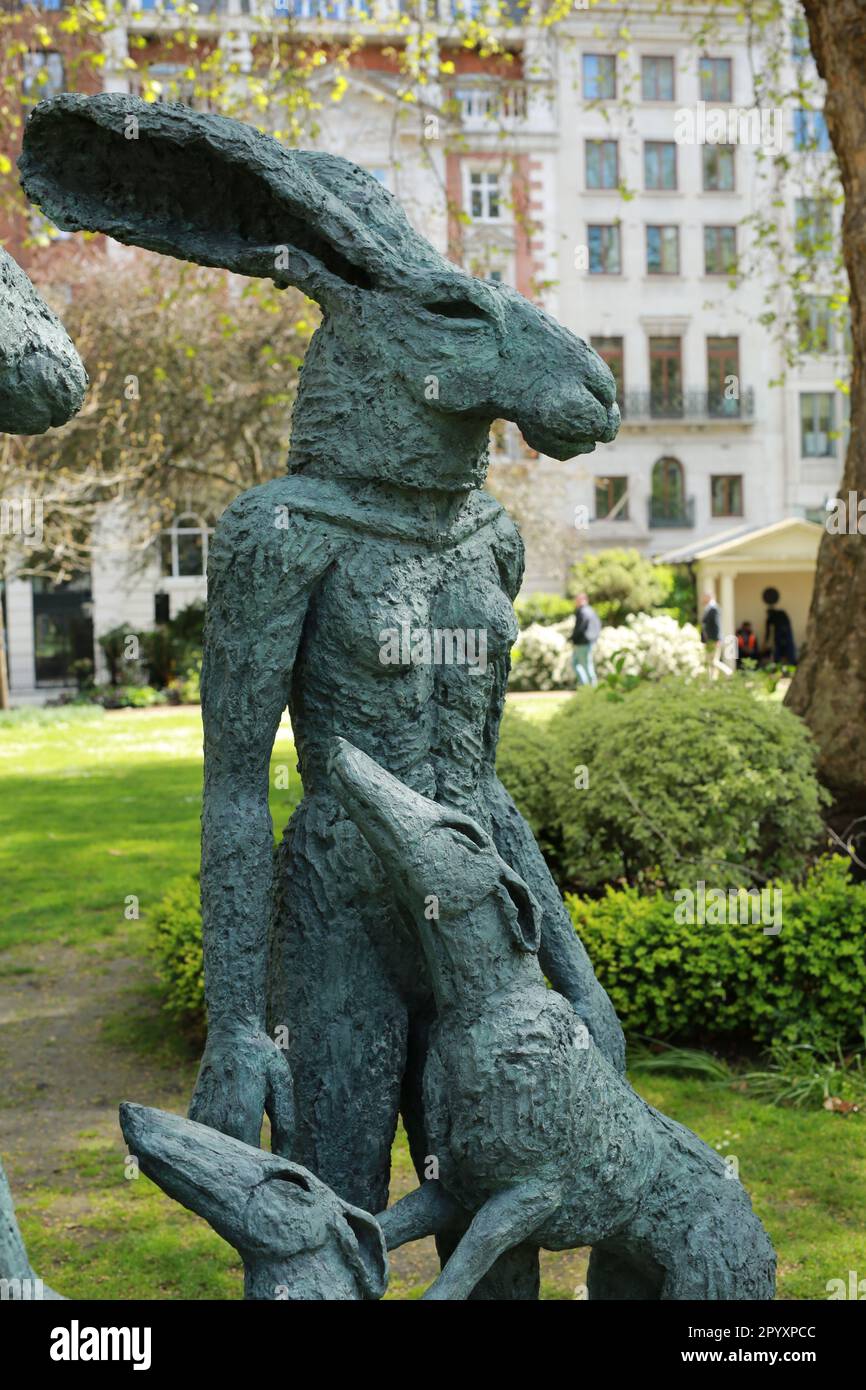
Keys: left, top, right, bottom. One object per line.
{"left": 421, "top": 1182, "right": 558, "bottom": 1302}
{"left": 200, "top": 486, "right": 336, "bottom": 1031}
{"left": 376, "top": 1181, "right": 468, "bottom": 1251}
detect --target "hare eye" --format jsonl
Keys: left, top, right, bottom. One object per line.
{"left": 422, "top": 299, "right": 488, "bottom": 323}
{"left": 439, "top": 818, "right": 486, "bottom": 848}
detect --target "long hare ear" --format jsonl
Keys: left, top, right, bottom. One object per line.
{"left": 20, "top": 94, "right": 443, "bottom": 306}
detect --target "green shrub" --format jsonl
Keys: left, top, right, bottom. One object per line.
{"left": 567, "top": 549, "right": 671, "bottom": 626}
{"left": 568, "top": 857, "right": 866, "bottom": 1049}
{"left": 97, "top": 624, "right": 138, "bottom": 686}
{"left": 98, "top": 684, "right": 165, "bottom": 710}
{"left": 167, "top": 662, "right": 202, "bottom": 705}
{"left": 514, "top": 592, "right": 574, "bottom": 629}
{"left": 545, "top": 678, "right": 829, "bottom": 892}
{"left": 149, "top": 877, "right": 205, "bottom": 1035}
{"left": 496, "top": 708, "right": 558, "bottom": 858}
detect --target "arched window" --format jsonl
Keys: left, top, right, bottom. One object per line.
{"left": 650, "top": 457, "right": 687, "bottom": 525}
{"left": 161, "top": 513, "right": 212, "bottom": 578}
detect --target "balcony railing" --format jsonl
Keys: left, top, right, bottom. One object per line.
{"left": 446, "top": 83, "right": 529, "bottom": 124}
{"left": 622, "top": 388, "right": 755, "bottom": 423}
{"left": 648, "top": 495, "right": 695, "bottom": 529}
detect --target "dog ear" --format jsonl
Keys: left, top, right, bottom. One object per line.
{"left": 497, "top": 866, "right": 542, "bottom": 954}
{"left": 20, "top": 93, "right": 444, "bottom": 308}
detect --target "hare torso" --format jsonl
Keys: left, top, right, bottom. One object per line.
{"left": 290, "top": 494, "right": 519, "bottom": 813}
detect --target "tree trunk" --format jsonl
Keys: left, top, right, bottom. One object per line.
{"left": 0, "top": 588, "right": 9, "bottom": 712}
{"left": 786, "top": 0, "right": 866, "bottom": 822}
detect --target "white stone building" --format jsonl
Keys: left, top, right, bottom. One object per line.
{"left": 3, "top": 1, "right": 844, "bottom": 700}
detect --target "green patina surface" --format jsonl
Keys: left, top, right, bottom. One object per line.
{"left": 8, "top": 95, "right": 776, "bottom": 1298}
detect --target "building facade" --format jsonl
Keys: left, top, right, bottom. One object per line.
{"left": 1, "top": 1, "right": 844, "bottom": 700}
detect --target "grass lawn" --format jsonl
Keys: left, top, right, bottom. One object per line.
{"left": 2, "top": 703, "right": 863, "bottom": 1300}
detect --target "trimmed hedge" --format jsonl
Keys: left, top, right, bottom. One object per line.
{"left": 149, "top": 877, "right": 206, "bottom": 1035}
{"left": 495, "top": 708, "right": 559, "bottom": 859}
{"left": 567, "top": 856, "right": 866, "bottom": 1048}
{"left": 539, "top": 678, "right": 828, "bottom": 892}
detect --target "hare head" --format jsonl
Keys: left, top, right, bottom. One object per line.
{"left": 119, "top": 1103, "right": 388, "bottom": 1301}
{"left": 21, "top": 93, "right": 617, "bottom": 491}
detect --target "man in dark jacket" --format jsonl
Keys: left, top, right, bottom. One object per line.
{"left": 700, "top": 590, "right": 731, "bottom": 678}
{"left": 571, "top": 592, "right": 602, "bottom": 686}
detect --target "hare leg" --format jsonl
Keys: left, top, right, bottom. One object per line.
{"left": 269, "top": 804, "right": 409, "bottom": 1214}
{"left": 422, "top": 1182, "right": 559, "bottom": 1302}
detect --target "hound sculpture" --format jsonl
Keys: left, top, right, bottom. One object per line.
{"left": 330, "top": 738, "right": 777, "bottom": 1301}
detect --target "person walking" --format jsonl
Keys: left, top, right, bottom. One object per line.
{"left": 762, "top": 587, "right": 797, "bottom": 665}
{"left": 700, "top": 590, "right": 732, "bottom": 679}
{"left": 571, "top": 592, "right": 601, "bottom": 687}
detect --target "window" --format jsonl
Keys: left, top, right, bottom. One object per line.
{"left": 707, "top": 337, "right": 740, "bottom": 417}
{"left": 585, "top": 139, "right": 618, "bottom": 190}
{"left": 711, "top": 475, "right": 743, "bottom": 517}
{"left": 793, "top": 109, "right": 831, "bottom": 152}
{"left": 583, "top": 54, "right": 616, "bottom": 100}
{"left": 595, "top": 476, "right": 629, "bottom": 521}
{"left": 794, "top": 197, "right": 833, "bottom": 257}
{"left": 704, "top": 225, "right": 737, "bottom": 275}
{"left": 31, "top": 576, "right": 93, "bottom": 688}
{"left": 649, "top": 338, "right": 682, "bottom": 417}
{"left": 702, "top": 145, "right": 735, "bottom": 192}
{"left": 22, "top": 51, "right": 65, "bottom": 103}
{"left": 591, "top": 336, "right": 625, "bottom": 405}
{"left": 642, "top": 55, "right": 674, "bottom": 101}
{"left": 800, "top": 393, "right": 836, "bottom": 457}
{"left": 588, "top": 225, "right": 621, "bottom": 274}
{"left": 587, "top": 226, "right": 622, "bottom": 275}
{"left": 644, "top": 141, "right": 677, "bottom": 190}
{"left": 699, "top": 56, "right": 732, "bottom": 102}
{"left": 468, "top": 170, "right": 501, "bottom": 221}
{"left": 798, "top": 296, "right": 833, "bottom": 354}
{"left": 646, "top": 225, "right": 679, "bottom": 275}
{"left": 650, "top": 456, "right": 687, "bottom": 523}
{"left": 161, "top": 513, "right": 212, "bottom": 578}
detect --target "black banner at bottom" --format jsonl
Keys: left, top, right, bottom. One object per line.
{"left": 5, "top": 1295, "right": 858, "bottom": 1376}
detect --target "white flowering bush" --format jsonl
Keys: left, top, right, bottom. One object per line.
{"left": 509, "top": 619, "right": 574, "bottom": 691}
{"left": 594, "top": 612, "right": 704, "bottom": 681}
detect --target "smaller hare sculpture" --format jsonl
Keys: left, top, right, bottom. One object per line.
{"left": 329, "top": 738, "right": 777, "bottom": 1302}
{"left": 119, "top": 1103, "right": 388, "bottom": 1301}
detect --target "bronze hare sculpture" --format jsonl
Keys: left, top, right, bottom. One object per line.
{"left": 22, "top": 91, "right": 623, "bottom": 1300}
{"left": 20, "top": 94, "right": 774, "bottom": 1301}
